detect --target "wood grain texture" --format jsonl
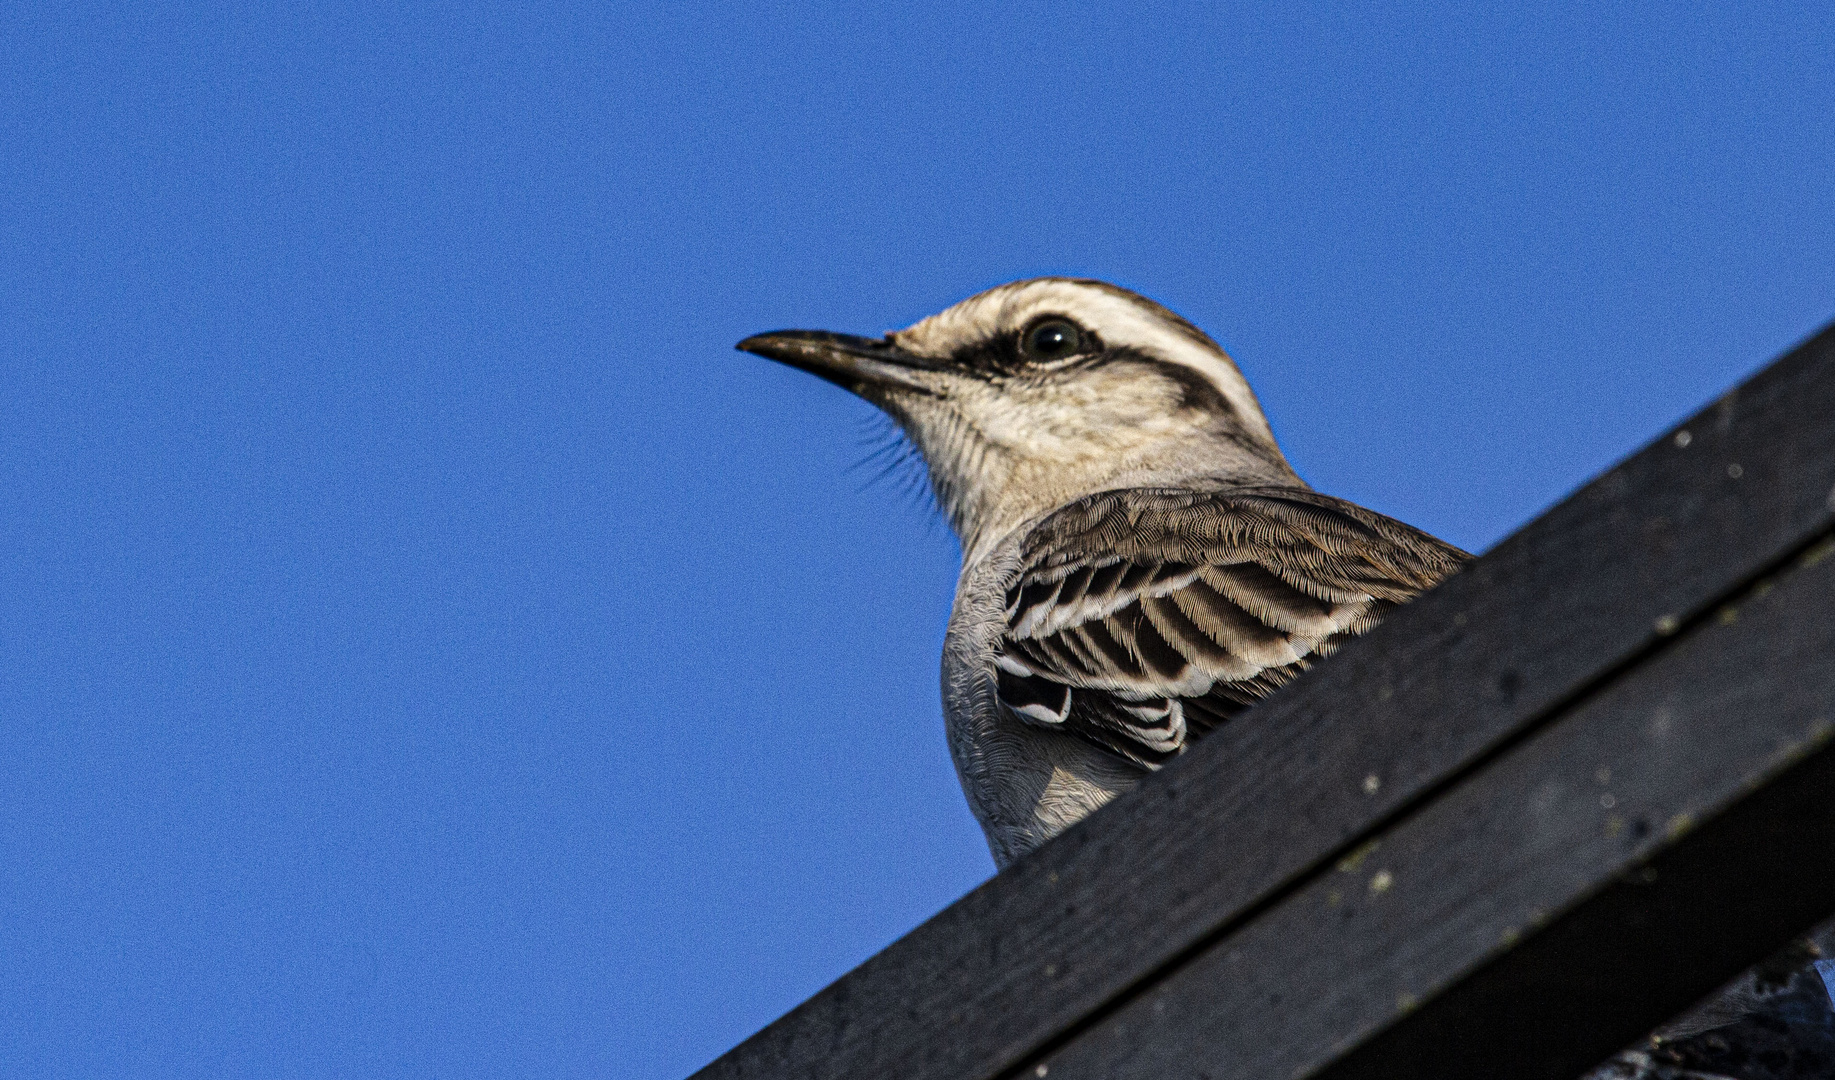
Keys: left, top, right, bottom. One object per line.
{"left": 1032, "top": 531, "right": 1835, "bottom": 1079}
{"left": 692, "top": 322, "right": 1835, "bottom": 1080}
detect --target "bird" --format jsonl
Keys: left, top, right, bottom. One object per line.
{"left": 738, "top": 277, "right": 1471, "bottom": 869}
{"left": 734, "top": 277, "right": 1835, "bottom": 1077}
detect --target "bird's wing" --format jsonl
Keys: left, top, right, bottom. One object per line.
{"left": 997, "top": 487, "right": 1471, "bottom": 768}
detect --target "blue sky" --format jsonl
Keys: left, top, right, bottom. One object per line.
{"left": 3, "top": 3, "right": 1832, "bottom": 1078}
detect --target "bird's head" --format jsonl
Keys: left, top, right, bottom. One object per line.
{"left": 739, "top": 278, "right": 1301, "bottom": 561}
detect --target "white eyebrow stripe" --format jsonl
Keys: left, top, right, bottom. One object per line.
{"left": 894, "top": 279, "right": 1276, "bottom": 448}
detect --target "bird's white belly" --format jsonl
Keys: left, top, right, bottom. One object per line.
{"left": 942, "top": 540, "right": 1145, "bottom": 868}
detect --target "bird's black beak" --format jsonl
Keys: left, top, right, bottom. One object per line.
{"left": 736, "top": 330, "right": 943, "bottom": 395}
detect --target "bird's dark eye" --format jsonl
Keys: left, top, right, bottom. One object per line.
{"left": 1021, "top": 318, "right": 1086, "bottom": 361}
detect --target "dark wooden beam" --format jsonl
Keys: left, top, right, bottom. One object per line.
{"left": 692, "top": 321, "right": 1835, "bottom": 1080}
{"left": 1032, "top": 529, "right": 1835, "bottom": 1079}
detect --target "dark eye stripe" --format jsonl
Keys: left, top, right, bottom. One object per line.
{"left": 949, "top": 320, "right": 1101, "bottom": 376}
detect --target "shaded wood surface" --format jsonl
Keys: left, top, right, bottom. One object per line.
{"left": 693, "top": 321, "right": 1835, "bottom": 1080}
{"left": 1035, "top": 531, "right": 1835, "bottom": 1078}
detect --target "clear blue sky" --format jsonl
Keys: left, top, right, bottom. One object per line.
{"left": 3, "top": 3, "right": 1832, "bottom": 1077}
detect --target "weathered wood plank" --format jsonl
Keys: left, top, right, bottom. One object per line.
{"left": 1031, "top": 530, "right": 1835, "bottom": 1079}
{"left": 694, "top": 323, "right": 1835, "bottom": 1080}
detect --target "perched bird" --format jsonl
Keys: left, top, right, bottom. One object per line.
{"left": 739, "top": 278, "right": 1469, "bottom": 868}
{"left": 737, "top": 278, "right": 1835, "bottom": 1076}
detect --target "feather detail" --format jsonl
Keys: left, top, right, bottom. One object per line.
{"left": 995, "top": 486, "right": 1470, "bottom": 768}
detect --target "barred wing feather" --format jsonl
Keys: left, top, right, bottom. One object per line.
{"left": 997, "top": 488, "right": 1470, "bottom": 768}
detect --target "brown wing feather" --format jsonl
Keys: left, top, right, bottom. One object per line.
{"left": 997, "top": 486, "right": 1470, "bottom": 769}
